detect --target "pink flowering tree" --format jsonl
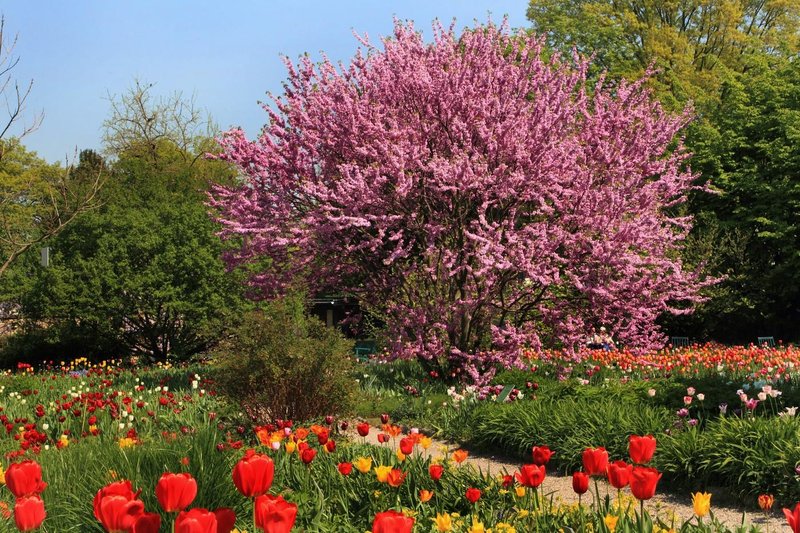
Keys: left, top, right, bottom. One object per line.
{"left": 210, "top": 19, "right": 708, "bottom": 382}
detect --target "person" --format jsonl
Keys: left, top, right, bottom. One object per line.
{"left": 599, "top": 326, "right": 616, "bottom": 351}
{"left": 586, "top": 328, "right": 603, "bottom": 350}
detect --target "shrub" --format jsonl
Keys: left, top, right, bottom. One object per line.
{"left": 212, "top": 296, "right": 356, "bottom": 423}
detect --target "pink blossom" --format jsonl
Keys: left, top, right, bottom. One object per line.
{"left": 210, "top": 18, "right": 711, "bottom": 380}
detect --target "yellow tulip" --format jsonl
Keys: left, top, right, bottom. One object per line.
{"left": 604, "top": 514, "right": 618, "bottom": 532}
{"left": 692, "top": 492, "right": 711, "bottom": 518}
{"left": 354, "top": 457, "right": 372, "bottom": 474}
{"left": 433, "top": 513, "right": 452, "bottom": 532}
{"left": 284, "top": 441, "right": 296, "bottom": 454}
{"left": 467, "top": 519, "right": 486, "bottom": 533}
{"left": 396, "top": 448, "right": 406, "bottom": 462}
{"left": 375, "top": 465, "right": 392, "bottom": 483}
{"left": 515, "top": 486, "right": 526, "bottom": 498}
{"left": 419, "top": 436, "right": 433, "bottom": 449}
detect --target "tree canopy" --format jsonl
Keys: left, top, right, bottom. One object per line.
{"left": 211, "top": 20, "right": 710, "bottom": 380}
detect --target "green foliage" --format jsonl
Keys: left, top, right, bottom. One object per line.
{"left": 213, "top": 296, "right": 357, "bottom": 423}
{"left": 667, "top": 57, "right": 800, "bottom": 342}
{"left": 468, "top": 397, "right": 673, "bottom": 472}
{"left": 658, "top": 416, "right": 800, "bottom": 506}
{"left": 10, "top": 195, "right": 243, "bottom": 362}
{"left": 2, "top": 83, "right": 245, "bottom": 363}
{"left": 526, "top": 1, "right": 800, "bottom": 343}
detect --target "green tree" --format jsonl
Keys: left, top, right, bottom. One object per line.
{"left": 0, "top": 15, "right": 103, "bottom": 279}
{"left": 664, "top": 55, "right": 800, "bottom": 341}
{"left": 528, "top": 1, "right": 800, "bottom": 342}
{"left": 527, "top": 0, "right": 800, "bottom": 108}
{"left": 10, "top": 84, "right": 243, "bottom": 361}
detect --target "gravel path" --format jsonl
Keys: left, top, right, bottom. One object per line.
{"left": 345, "top": 422, "right": 788, "bottom": 531}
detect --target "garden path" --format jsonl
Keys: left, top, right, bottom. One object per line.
{"left": 346, "top": 423, "right": 787, "bottom": 531}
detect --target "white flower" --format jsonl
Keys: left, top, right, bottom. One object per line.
{"left": 119, "top": 423, "right": 126, "bottom": 430}
{"left": 687, "top": 387, "right": 696, "bottom": 396}
{"left": 42, "top": 424, "right": 49, "bottom": 430}
{"left": 758, "top": 392, "right": 767, "bottom": 401}
{"left": 647, "top": 389, "right": 656, "bottom": 397}
{"left": 770, "top": 390, "right": 782, "bottom": 398}
{"left": 696, "top": 394, "right": 705, "bottom": 401}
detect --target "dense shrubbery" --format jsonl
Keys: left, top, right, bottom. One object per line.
{"left": 213, "top": 296, "right": 356, "bottom": 424}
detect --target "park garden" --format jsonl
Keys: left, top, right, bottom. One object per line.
{"left": 1, "top": 1, "right": 800, "bottom": 531}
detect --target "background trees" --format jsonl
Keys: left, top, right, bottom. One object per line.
{"left": 526, "top": 0, "right": 800, "bottom": 343}
{"left": 0, "top": 17, "right": 103, "bottom": 280}
{"left": 211, "top": 20, "right": 708, "bottom": 380}
{"left": 4, "top": 83, "right": 243, "bottom": 362}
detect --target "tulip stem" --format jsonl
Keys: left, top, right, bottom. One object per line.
{"left": 639, "top": 499, "right": 645, "bottom": 533}
{"left": 253, "top": 497, "right": 257, "bottom": 532}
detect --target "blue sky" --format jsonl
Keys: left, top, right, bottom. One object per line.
{"left": 3, "top": 2, "right": 528, "bottom": 163}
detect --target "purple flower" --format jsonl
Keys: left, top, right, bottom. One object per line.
{"left": 676, "top": 408, "right": 689, "bottom": 418}
{"left": 745, "top": 399, "right": 759, "bottom": 411}
{"left": 687, "top": 418, "right": 698, "bottom": 426}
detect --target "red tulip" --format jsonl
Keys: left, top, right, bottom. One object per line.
{"left": 175, "top": 508, "right": 218, "bottom": 533}
{"left": 324, "top": 440, "right": 336, "bottom": 453}
{"left": 372, "top": 510, "right": 414, "bottom": 533}
{"left": 581, "top": 447, "right": 609, "bottom": 477}
{"left": 572, "top": 471, "right": 589, "bottom": 495}
{"left": 95, "top": 494, "right": 146, "bottom": 532}
{"left": 232, "top": 449, "right": 275, "bottom": 497}
{"left": 156, "top": 472, "right": 197, "bottom": 512}
{"left": 531, "top": 446, "right": 554, "bottom": 466}
{"left": 93, "top": 480, "right": 140, "bottom": 523}
{"left": 515, "top": 464, "right": 546, "bottom": 488}
{"left": 380, "top": 413, "right": 390, "bottom": 424}
{"left": 14, "top": 496, "right": 45, "bottom": 532}
{"left": 630, "top": 466, "right": 662, "bottom": 500}
{"left": 213, "top": 508, "right": 236, "bottom": 533}
{"left": 300, "top": 447, "right": 317, "bottom": 464}
{"left": 316, "top": 429, "right": 329, "bottom": 445}
{"left": 6, "top": 460, "right": 47, "bottom": 498}
{"left": 356, "top": 422, "right": 370, "bottom": 437}
{"left": 387, "top": 469, "right": 406, "bottom": 488}
{"left": 429, "top": 464, "right": 444, "bottom": 481}
{"left": 465, "top": 487, "right": 481, "bottom": 504}
{"left": 629, "top": 435, "right": 657, "bottom": 464}
{"left": 131, "top": 512, "right": 162, "bottom": 533}
{"left": 784, "top": 503, "right": 800, "bottom": 533}
{"left": 377, "top": 433, "right": 389, "bottom": 444}
{"left": 255, "top": 494, "right": 298, "bottom": 533}
{"left": 399, "top": 437, "right": 414, "bottom": 455}
{"left": 337, "top": 462, "right": 353, "bottom": 475}
{"left": 607, "top": 460, "right": 632, "bottom": 489}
